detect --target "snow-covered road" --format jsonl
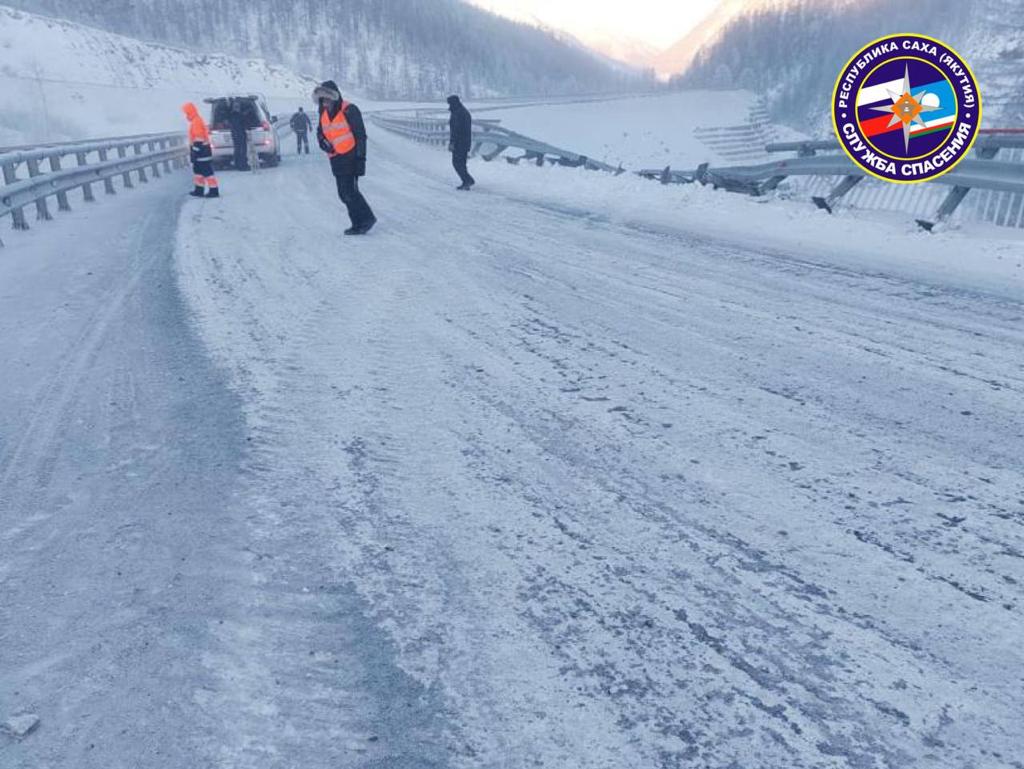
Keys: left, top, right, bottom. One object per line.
{"left": 3, "top": 129, "right": 1023, "bottom": 769}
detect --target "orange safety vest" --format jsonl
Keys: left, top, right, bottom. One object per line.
{"left": 321, "top": 102, "right": 356, "bottom": 156}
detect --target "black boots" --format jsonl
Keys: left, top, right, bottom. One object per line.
{"left": 206, "top": 187, "right": 220, "bottom": 198}
{"left": 344, "top": 217, "right": 377, "bottom": 236}
{"left": 189, "top": 186, "right": 205, "bottom": 197}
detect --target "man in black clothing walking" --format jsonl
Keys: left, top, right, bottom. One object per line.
{"left": 447, "top": 95, "right": 475, "bottom": 190}
{"left": 290, "top": 107, "right": 312, "bottom": 154}
{"left": 314, "top": 80, "right": 376, "bottom": 235}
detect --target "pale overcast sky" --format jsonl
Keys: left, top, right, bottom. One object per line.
{"left": 468, "top": 0, "right": 721, "bottom": 50}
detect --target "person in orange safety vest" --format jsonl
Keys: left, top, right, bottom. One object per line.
{"left": 182, "top": 102, "right": 220, "bottom": 198}
{"left": 313, "top": 80, "right": 376, "bottom": 235}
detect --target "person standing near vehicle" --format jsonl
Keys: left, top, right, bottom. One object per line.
{"left": 182, "top": 102, "right": 219, "bottom": 198}
{"left": 314, "top": 80, "right": 376, "bottom": 235}
{"left": 290, "top": 107, "right": 312, "bottom": 154}
{"left": 228, "top": 99, "right": 251, "bottom": 171}
{"left": 447, "top": 95, "right": 475, "bottom": 190}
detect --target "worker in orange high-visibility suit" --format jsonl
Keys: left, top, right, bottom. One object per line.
{"left": 182, "top": 102, "right": 220, "bottom": 198}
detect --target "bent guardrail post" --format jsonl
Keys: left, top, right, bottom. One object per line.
{"left": 759, "top": 174, "right": 788, "bottom": 195}
{"left": 481, "top": 144, "right": 508, "bottom": 161}
{"left": 917, "top": 145, "right": 1002, "bottom": 231}
{"left": 812, "top": 175, "right": 864, "bottom": 214}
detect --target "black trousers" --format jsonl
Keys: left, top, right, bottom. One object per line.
{"left": 192, "top": 159, "right": 215, "bottom": 178}
{"left": 296, "top": 132, "right": 309, "bottom": 154}
{"left": 452, "top": 152, "right": 475, "bottom": 186}
{"left": 232, "top": 132, "right": 249, "bottom": 169}
{"left": 335, "top": 175, "right": 375, "bottom": 228}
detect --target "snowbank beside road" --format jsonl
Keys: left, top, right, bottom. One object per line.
{"left": 395, "top": 136, "right": 1024, "bottom": 301}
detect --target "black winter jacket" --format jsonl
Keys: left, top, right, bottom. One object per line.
{"left": 318, "top": 101, "right": 368, "bottom": 177}
{"left": 449, "top": 101, "right": 472, "bottom": 154}
{"left": 290, "top": 111, "right": 312, "bottom": 133}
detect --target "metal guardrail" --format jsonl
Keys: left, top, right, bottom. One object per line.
{"left": 377, "top": 109, "right": 1023, "bottom": 232}
{"left": 641, "top": 129, "right": 1024, "bottom": 231}
{"left": 371, "top": 112, "right": 624, "bottom": 174}
{"left": 1, "top": 131, "right": 188, "bottom": 246}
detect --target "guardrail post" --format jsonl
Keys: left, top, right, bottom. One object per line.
{"left": 2, "top": 161, "right": 29, "bottom": 230}
{"left": 98, "top": 149, "right": 116, "bottom": 195}
{"left": 160, "top": 139, "right": 172, "bottom": 172}
{"left": 759, "top": 175, "right": 788, "bottom": 195}
{"left": 26, "top": 158, "right": 52, "bottom": 221}
{"left": 481, "top": 144, "right": 507, "bottom": 162}
{"left": 135, "top": 144, "right": 148, "bottom": 183}
{"left": 916, "top": 146, "right": 1003, "bottom": 231}
{"left": 812, "top": 175, "right": 863, "bottom": 214}
{"left": 522, "top": 150, "right": 544, "bottom": 167}
{"left": 118, "top": 145, "right": 134, "bottom": 188}
{"left": 49, "top": 154, "right": 72, "bottom": 211}
{"left": 76, "top": 152, "right": 96, "bottom": 202}
{"left": 917, "top": 187, "right": 972, "bottom": 232}
{"left": 147, "top": 141, "right": 161, "bottom": 178}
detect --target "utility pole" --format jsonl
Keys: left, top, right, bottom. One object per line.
{"left": 31, "top": 61, "right": 51, "bottom": 142}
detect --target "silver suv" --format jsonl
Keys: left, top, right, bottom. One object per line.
{"left": 205, "top": 95, "right": 282, "bottom": 168}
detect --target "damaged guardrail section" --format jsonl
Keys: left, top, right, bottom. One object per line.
{"left": 641, "top": 129, "right": 1024, "bottom": 231}
{"left": 0, "top": 131, "right": 188, "bottom": 246}
{"left": 371, "top": 112, "right": 625, "bottom": 174}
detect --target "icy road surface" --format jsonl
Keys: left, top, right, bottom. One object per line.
{"left": 3, "top": 131, "right": 1023, "bottom": 769}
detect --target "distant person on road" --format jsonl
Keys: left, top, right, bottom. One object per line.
{"left": 290, "top": 107, "right": 312, "bottom": 154}
{"left": 228, "top": 99, "right": 254, "bottom": 171}
{"left": 447, "top": 95, "right": 475, "bottom": 190}
{"left": 314, "top": 80, "right": 376, "bottom": 235}
{"left": 182, "top": 102, "right": 219, "bottom": 198}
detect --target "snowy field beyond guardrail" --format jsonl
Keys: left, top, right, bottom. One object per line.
{"left": 474, "top": 91, "right": 805, "bottom": 169}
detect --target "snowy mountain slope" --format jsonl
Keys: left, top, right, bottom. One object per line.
{"left": 676, "top": 0, "right": 1021, "bottom": 128}
{"left": 0, "top": 5, "right": 317, "bottom": 143}
{"left": 964, "top": 0, "right": 1024, "bottom": 123}
{"left": 650, "top": 0, "right": 753, "bottom": 79}
{"left": 2, "top": 0, "right": 646, "bottom": 100}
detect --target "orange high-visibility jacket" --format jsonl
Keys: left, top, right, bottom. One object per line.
{"left": 320, "top": 102, "right": 356, "bottom": 156}
{"left": 182, "top": 102, "right": 210, "bottom": 144}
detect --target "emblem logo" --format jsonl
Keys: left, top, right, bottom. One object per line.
{"left": 832, "top": 34, "right": 981, "bottom": 183}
